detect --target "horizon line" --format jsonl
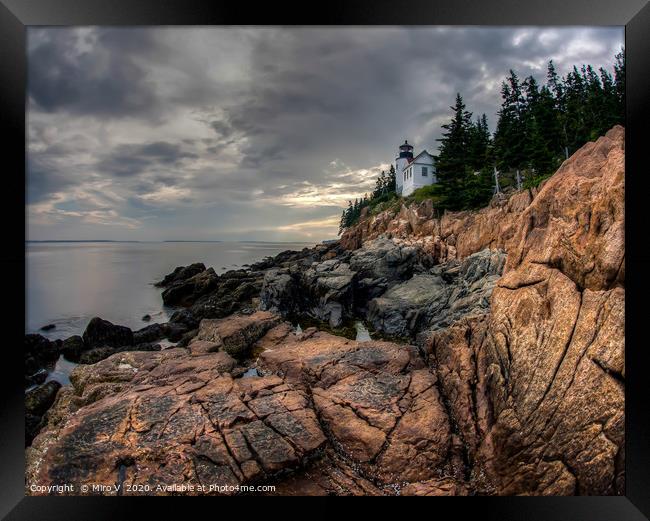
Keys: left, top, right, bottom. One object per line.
{"left": 25, "top": 239, "right": 324, "bottom": 244}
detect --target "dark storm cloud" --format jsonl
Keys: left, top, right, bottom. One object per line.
{"left": 208, "top": 119, "right": 239, "bottom": 140}
{"left": 26, "top": 154, "right": 76, "bottom": 204}
{"left": 96, "top": 141, "right": 198, "bottom": 178}
{"left": 28, "top": 28, "right": 162, "bottom": 118}
{"left": 27, "top": 26, "right": 624, "bottom": 240}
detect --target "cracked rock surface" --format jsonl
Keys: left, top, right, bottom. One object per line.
{"left": 26, "top": 343, "right": 326, "bottom": 495}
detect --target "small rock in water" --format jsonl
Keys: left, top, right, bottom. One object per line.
{"left": 25, "top": 380, "right": 61, "bottom": 446}
{"left": 142, "top": 314, "right": 151, "bottom": 322}
{"left": 40, "top": 324, "right": 56, "bottom": 331}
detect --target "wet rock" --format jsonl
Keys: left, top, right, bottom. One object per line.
{"left": 142, "top": 314, "right": 151, "bottom": 322}
{"left": 161, "top": 268, "right": 219, "bottom": 306}
{"left": 190, "top": 271, "right": 263, "bottom": 320}
{"left": 299, "top": 260, "right": 355, "bottom": 328}
{"left": 260, "top": 237, "right": 431, "bottom": 328}
{"left": 60, "top": 335, "right": 85, "bottom": 362}
{"left": 82, "top": 317, "right": 134, "bottom": 349}
{"left": 259, "top": 268, "right": 299, "bottom": 316}
{"left": 133, "top": 323, "right": 166, "bottom": 344}
{"left": 155, "top": 262, "right": 206, "bottom": 287}
{"left": 169, "top": 308, "right": 199, "bottom": 330}
{"left": 25, "top": 369, "right": 48, "bottom": 388}
{"left": 25, "top": 381, "right": 61, "bottom": 446}
{"left": 367, "top": 248, "right": 505, "bottom": 338}
{"left": 176, "top": 328, "right": 199, "bottom": 347}
{"left": 40, "top": 324, "right": 56, "bottom": 331}
{"left": 348, "top": 236, "right": 419, "bottom": 285}
{"left": 78, "top": 342, "right": 161, "bottom": 365}
{"left": 25, "top": 334, "right": 60, "bottom": 379}
{"left": 196, "top": 311, "right": 281, "bottom": 359}
{"left": 161, "top": 322, "right": 190, "bottom": 342}
{"left": 250, "top": 244, "right": 339, "bottom": 272}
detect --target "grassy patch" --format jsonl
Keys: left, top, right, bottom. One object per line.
{"left": 523, "top": 171, "right": 554, "bottom": 189}
{"left": 403, "top": 184, "right": 445, "bottom": 205}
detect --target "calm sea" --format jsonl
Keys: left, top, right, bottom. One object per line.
{"left": 26, "top": 241, "right": 314, "bottom": 341}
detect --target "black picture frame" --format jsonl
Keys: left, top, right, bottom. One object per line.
{"left": 1, "top": 0, "right": 648, "bottom": 517}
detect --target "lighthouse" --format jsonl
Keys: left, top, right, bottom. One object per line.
{"left": 395, "top": 140, "right": 413, "bottom": 194}
{"left": 394, "top": 139, "right": 436, "bottom": 196}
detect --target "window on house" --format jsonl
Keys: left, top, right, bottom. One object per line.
{"left": 422, "top": 167, "right": 428, "bottom": 176}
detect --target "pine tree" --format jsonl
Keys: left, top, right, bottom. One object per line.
{"left": 582, "top": 64, "right": 608, "bottom": 140}
{"left": 599, "top": 67, "right": 620, "bottom": 131}
{"left": 338, "top": 208, "right": 347, "bottom": 235}
{"left": 387, "top": 164, "right": 396, "bottom": 193}
{"left": 522, "top": 78, "right": 559, "bottom": 177}
{"left": 494, "top": 70, "right": 526, "bottom": 173}
{"left": 564, "top": 65, "right": 589, "bottom": 154}
{"left": 547, "top": 60, "right": 569, "bottom": 159}
{"left": 436, "top": 93, "right": 474, "bottom": 210}
{"left": 344, "top": 200, "right": 353, "bottom": 228}
{"left": 467, "top": 114, "right": 491, "bottom": 171}
{"left": 373, "top": 170, "right": 386, "bottom": 198}
{"left": 613, "top": 48, "right": 625, "bottom": 124}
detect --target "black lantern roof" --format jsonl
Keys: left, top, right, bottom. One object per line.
{"left": 398, "top": 140, "right": 414, "bottom": 159}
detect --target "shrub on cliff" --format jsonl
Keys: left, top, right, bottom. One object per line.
{"left": 404, "top": 184, "right": 444, "bottom": 205}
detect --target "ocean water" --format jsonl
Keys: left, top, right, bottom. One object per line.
{"left": 26, "top": 241, "right": 314, "bottom": 341}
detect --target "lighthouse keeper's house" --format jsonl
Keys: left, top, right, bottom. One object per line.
{"left": 394, "top": 140, "right": 437, "bottom": 197}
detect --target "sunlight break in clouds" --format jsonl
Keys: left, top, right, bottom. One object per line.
{"left": 275, "top": 215, "right": 342, "bottom": 239}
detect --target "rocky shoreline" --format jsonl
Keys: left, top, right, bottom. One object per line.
{"left": 25, "top": 126, "right": 625, "bottom": 495}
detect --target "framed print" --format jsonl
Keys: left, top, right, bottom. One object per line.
{"left": 1, "top": 0, "right": 649, "bottom": 518}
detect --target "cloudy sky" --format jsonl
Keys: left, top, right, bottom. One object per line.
{"left": 27, "top": 26, "right": 623, "bottom": 242}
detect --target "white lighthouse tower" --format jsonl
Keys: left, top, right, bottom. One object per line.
{"left": 395, "top": 140, "right": 414, "bottom": 195}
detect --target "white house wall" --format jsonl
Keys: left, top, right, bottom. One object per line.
{"left": 401, "top": 156, "right": 436, "bottom": 196}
